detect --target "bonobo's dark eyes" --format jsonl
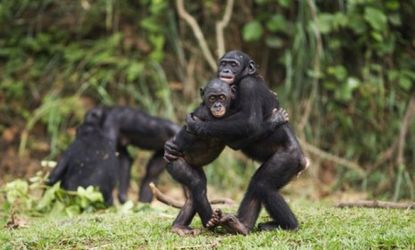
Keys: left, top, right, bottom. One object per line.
{"left": 219, "top": 95, "right": 226, "bottom": 101}
{"left": 230, "top": 62, "right": 237, "bottom": 67}
{"left": 209, "top": 96, "right": 216, "bottom": 102}
{"left": 220, "top": 61, "right": 226, "bottom": 67}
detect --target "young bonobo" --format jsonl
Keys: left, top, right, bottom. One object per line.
{"left": 47, "top": 108, "right": 118, "bottom": 205}
{"left": 91, "top": 106, "right": 180, "bottom": 203}
{"left": 166, "top": 50, "right": 308, "bottom": 235}
{"left": 164, "top": 79, "right": 288, "bottom": 235}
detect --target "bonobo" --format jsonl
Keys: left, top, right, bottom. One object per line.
{"left": 47, "top": 108, "right": 118, "bottom": 205}
{"left": 164, "top": 79, "right": 288, "bottom": 235}
{"left": 91, "top": 106, "right": 180, "bottom": 203}
{"left": 167, "top": 50, "right": 308, "bottom": 235}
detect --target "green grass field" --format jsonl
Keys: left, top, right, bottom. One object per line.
{"left": 1, "top": 200, "right": 414, "bottom": 249}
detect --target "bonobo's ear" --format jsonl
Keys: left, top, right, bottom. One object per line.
{"left": 230, "top": 85, "right": 237, "bottom": 100}
{"left": 248, "top": 60, "right": 256, "bottom": 75}
{"left": 199, "top": 87, "right": 205, "bottom": 98}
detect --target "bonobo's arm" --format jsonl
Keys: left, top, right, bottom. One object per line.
{"left": 186, "top": 78, "right": 265, "bottom": 139}
{"left": 163, "top": 105, "right": 209, "bottom": 162}
{"left": 46, "top": 149, "right": 71, "bottom": 185}
{"left": 227, "top": 107, "right": 289, "bottom": 150}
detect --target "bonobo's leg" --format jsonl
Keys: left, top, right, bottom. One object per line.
{"left": 215, "top": 129, "right": 307, "bottom": 233}
{"left": 237, "top": 148, "right": 304, "bottom": 231}
{"left": 47, "top": 151, "right": 71, "bottom": 185}
{"left": 102, "top": 186, "right": 114, "bottom": 207}
{"left": 117, "top": 146, "right": 133, "bottom": 204}
{"left": 258, "top": 192, "right": 298, "bottom": 231}
{"left": 171, "top": 187, "right": 199, "bottom": 236}
{"left": 139, "top": 150, "right": 166, "bottom": 202}
{"left": 166, "top": 159, "right": 212, "bottom": 234}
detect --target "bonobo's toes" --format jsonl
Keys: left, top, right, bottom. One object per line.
{"left": 220, "top": 214, "right": 249, "bottom": 235}
{"left": 171, "top": 225, "right": 200, "bottom": 236}
{"left": 206, "top": 209, "right": 223, "bottom": 229}
{"left": 118, "top": 193, "right": 127, "bottom": 204}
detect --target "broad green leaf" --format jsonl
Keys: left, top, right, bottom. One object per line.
{"left": 243, "top": 21, "right": 263, "bottom": 41}
{"left": 317, "top": 13, "right": 333, "bottom": 34}
{"left": 266, "top": 14, "right": 288, "bottom": 32}
{"left": 5, "top": 179, "right": 29, "bottom": 203}
{"left": 127, "top": 62, "right": 145, "bottom": 82}
{"left": 36, "top": 182, "right": 60, "bottom": 211}
{"left": 399, "top": 76, "right": 413, "bottom": 91}
{"left": 364, "top": 7, "right": 387, "bottom": 31}
{"left": 278, "top": 0, "right": 290, "bottom": 7}
{"left": 328, "top": 66, "right": 347, "bottom": 81}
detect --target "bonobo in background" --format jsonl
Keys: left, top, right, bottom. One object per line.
{"left": 93, "top": 106, "right": 180, "bottom": 203}
{"left": 164, "top": 79, "right": 288, "bottom": 235}
{"left": 46, "top": 108, "right": 118, "bottom": 206}
{"left": 166, "top": 51, "right": 308, "bottom": 235}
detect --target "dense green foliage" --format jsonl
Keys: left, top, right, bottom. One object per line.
{"left": 1, "top": 200, "right": 414, "bottom": 249}
{"left": 0, "top": 0, "right": 414, "bottom": 199}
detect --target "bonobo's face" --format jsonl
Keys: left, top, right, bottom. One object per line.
{"left": 84, "top": 107, "right": 104, "bottom": 126}
{"left": 203, "top": 79, "right": 233, "bottom": 118}
{"left": 217, "top": 50, "right": 256, "bottom": 85}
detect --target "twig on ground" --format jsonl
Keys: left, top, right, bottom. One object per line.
{"left": 149, "top": 182, "right": 234, "bottom": 209}
{"left": 336, "top": 200, "right": 415, "bottom": 209}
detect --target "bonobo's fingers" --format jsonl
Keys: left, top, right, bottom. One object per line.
{"left": 185, "top": 113, "right": 201, "bottom": 124}
{"left": 163, "top": 152, "right": 179, "bottom": 162}
{"left": 269, "top": 108, "right": 289, "bottom": 127}
{"left": 164, "top": 139, "right": 183, "bottom": 155}
{"left": 164, "top": 139, "right": 183, "bottom": 162}
{"left": 280, "top": 108, "right": 289, "bottom": 121}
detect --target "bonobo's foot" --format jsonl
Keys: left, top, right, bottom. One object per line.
{"left": 118, "top": 193, "right": 127, "bottom": 204}
{"left": 258, "top": 221, "right": 298, "bottom": 231}
{"left": 171, "top": 225, "right": 201, "bottom": 236}
{"left": 138, "top": 187, "right": 153, "bottom": 203}
{"left": 206, "top": 208, "right": 223, "bottom": 229}
{"left": 206, "top": 209, "right": 249, "bottom": 235}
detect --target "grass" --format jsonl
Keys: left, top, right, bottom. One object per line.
{"left": 1, "top": 200, "right": 414, "bottom": 249}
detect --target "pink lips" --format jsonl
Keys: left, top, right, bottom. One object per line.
{"left": 220, "top": 76, "right": 234, "bottom": 84}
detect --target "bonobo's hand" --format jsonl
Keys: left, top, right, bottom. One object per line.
{"left": 163, "top": 138, "right": 183, "bottom": 162}
{"left": 185, "top": 113, "right": 204, "bottom": 135}
{"left": 267, "top": 108, "right": 289, "bottom": 129}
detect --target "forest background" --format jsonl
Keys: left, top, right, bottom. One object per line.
{"left": 0, "top": 0, "right": 414, "bottom": 204}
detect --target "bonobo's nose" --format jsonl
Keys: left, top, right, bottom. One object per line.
{"left": 222, "top": 69, "right": 231, "bottom": 74}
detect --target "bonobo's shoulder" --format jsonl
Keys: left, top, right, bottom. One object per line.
{"left": 238, "top": 76, "right": 266, "bottom": 91}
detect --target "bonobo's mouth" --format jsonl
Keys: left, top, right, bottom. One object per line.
{"left": 211, "top": 108, "right": 226, "bottom": 118}
{"left": 219, "top": 75, "right": 235, "bottom": 84}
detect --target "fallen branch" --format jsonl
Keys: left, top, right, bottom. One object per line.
{"left": 149, "top": 183, "right": 234, "bottom": 209}
{"left": 176, "top": 0, "right": 217, "bottom": 71}
{"left": 336, "top": 200, "right": 415, "bottom": 209}
{"left": 299, "top": 138, "right": 366, "bottom": 176}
